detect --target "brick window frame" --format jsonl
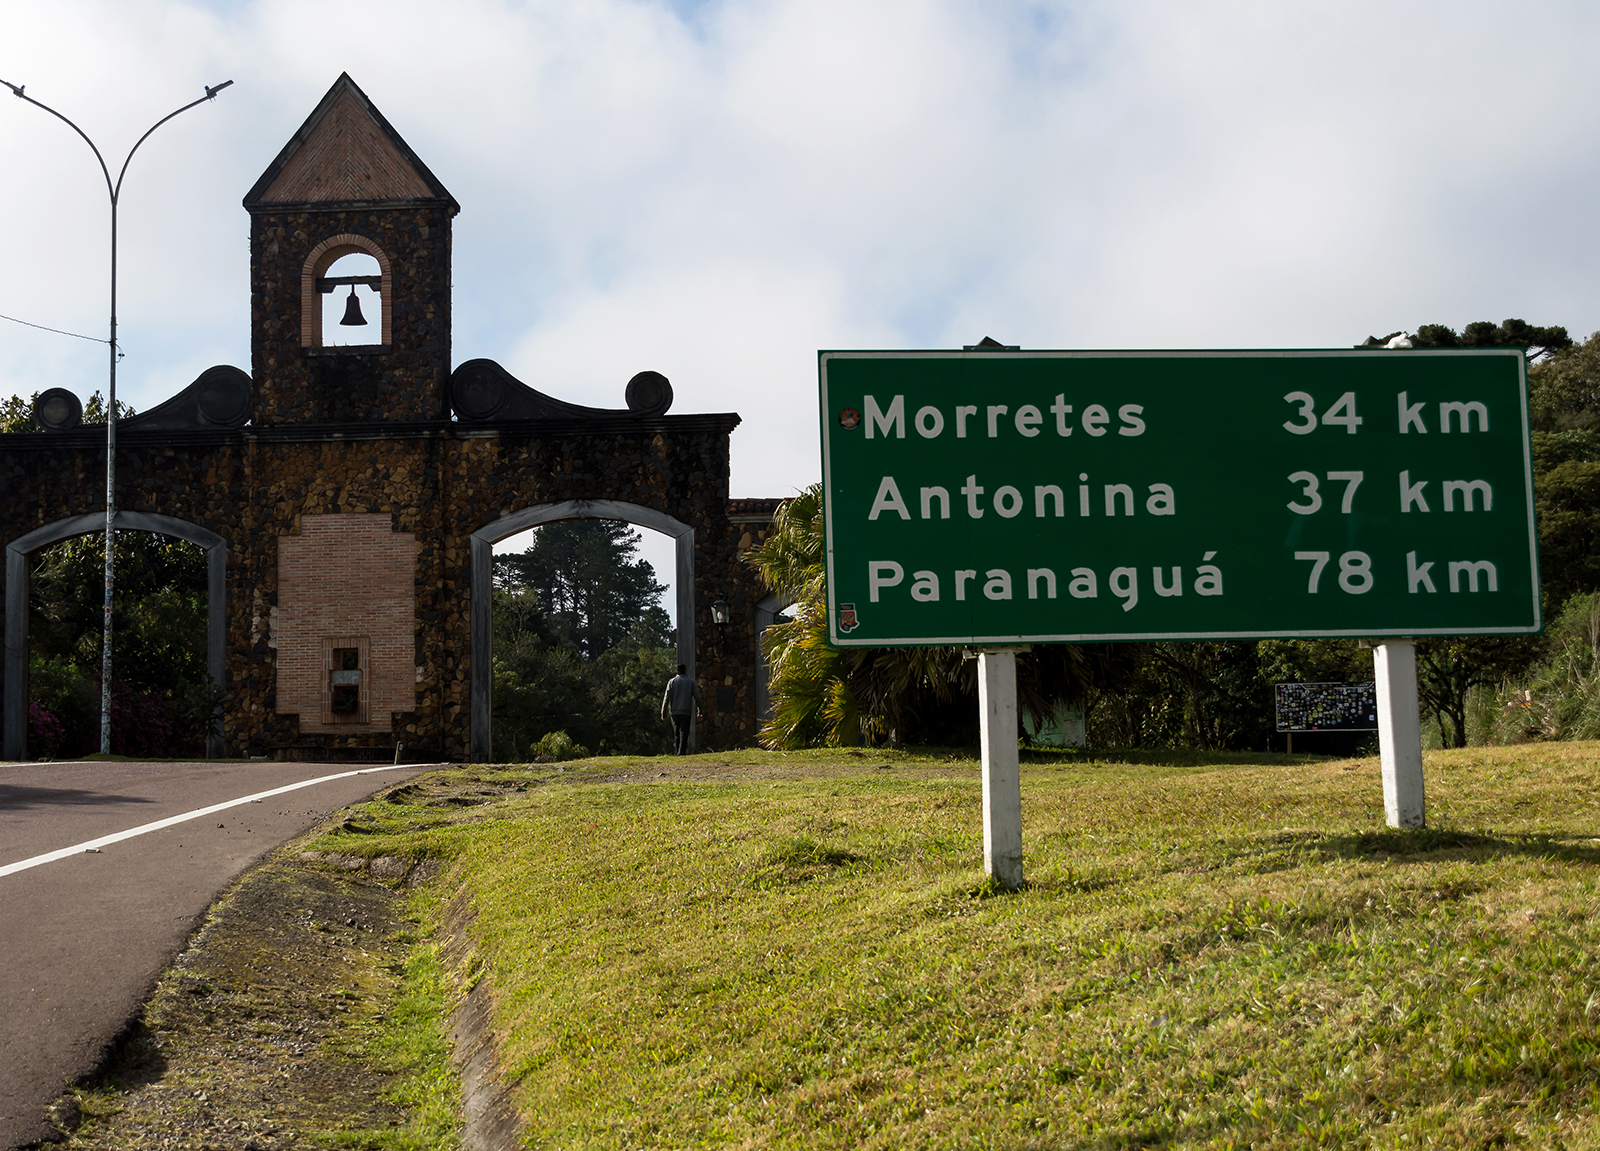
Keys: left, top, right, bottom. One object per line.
{"left": 300, "top": 233, "right": 393, "bottom": 348}
{"left": 321, "top": 635, "right": 371, "bottom": 724}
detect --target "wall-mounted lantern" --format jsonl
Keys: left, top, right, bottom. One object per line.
{"left": 710, "top": 596, "right": 730, "bottom": 627}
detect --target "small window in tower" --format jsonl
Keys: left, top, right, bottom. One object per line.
{"left": 320, "top": 252, "right": 383, "bottom": 348}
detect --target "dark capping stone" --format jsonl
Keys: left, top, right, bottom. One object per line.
{"left": 625, "top": 371, "right": 672, "bottom": 413}
{"left": 449, "top": 359, "right": 673, "bottom": 423}
{"left": 121, "top": 366, "right": 253, "bottom": 432}
{"left": 34, "top": 388, "right": 83, "bottom": 431}
{"left": 0, "top": 414, "right": 740, "bottom": 453}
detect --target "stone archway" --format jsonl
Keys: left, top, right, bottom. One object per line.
{"left": 470, "top": 500, "right": 695, "bottom": 763}
{"left": 1, "top": 74, "right": 759, "bottom": 763}
{"left": 4, "top": 512, "right": 227, "bottom": 761}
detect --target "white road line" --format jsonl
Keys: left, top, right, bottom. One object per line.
{"left": 0, "top": 765, "right": 426, "bottom": 879}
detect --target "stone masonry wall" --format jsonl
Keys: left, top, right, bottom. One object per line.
{"left": 722, "top": 499, "right": 784, "bottom": 737}
{"left": 228, "top": 432, "right": 446, "bottom": 756}
{"left": 0, "top": 414, "right": 752, "bottom": 761}
{"left": 249, "top": 205, "right": 454, "bottom": 424}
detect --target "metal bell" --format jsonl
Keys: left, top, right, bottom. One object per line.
{"left": 339, "top": 286, "right": 368, "bottom": 326}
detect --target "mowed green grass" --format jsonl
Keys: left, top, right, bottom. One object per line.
{"left": 315, "top": 745, "right": 1600, "bottom": 1149}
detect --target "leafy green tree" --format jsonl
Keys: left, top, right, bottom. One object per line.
{"left": 1409, "top": 318, "right": 1572, "bottom": 361}
{"left": 28, "top": 530, "right": 218, "bottom": 756}
{"left": 592, "top": 617, "right": 678, "bottom": 752}
{"left": 1534, "top": 457, "right": 1600, "bottom": 610}
{"left": 1528, "top": 331, "right": 1600, "bottom": 609}
{"left": 1389, "top": 321, "right": 1588, "bottom": 744}
{"left": 1148, "top": 642, "right": 1274, "bottom": 750}
{"left": 1416, "top": 635, "right": 1542, "bottom": 749}
{"left": 32, "top": 533, "right": 206, "bottom": 678}
{"left": 0, "top": 392, "right": 39, "bottom": 432}
{"left": 1256, "top": 638, "right": 1373, "bottom": 685}
{"left": 490, "top": 605, "right": 674, "bottom": 760}
{"left": 491, "top": 642, "right": 600, "bottom": 760}
{"left": 0, "top": 389, "right": 133, "bottom": 432}
{"left": 1529, "top": 330, "right": 1600, "bottom": 424}
{"left": 1524, "top": 591, "right": 1600, "bottom": 739}
{"left": 1086, "top": 642, "right": 1274, "bottom": 751}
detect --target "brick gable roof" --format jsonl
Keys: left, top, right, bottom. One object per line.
{"left": 244, "top": 73, "right": 458, "bottom": 212}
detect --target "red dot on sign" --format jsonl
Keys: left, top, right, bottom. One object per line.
{"left": 838, "top": 408, "right": 861, "bottom": 429}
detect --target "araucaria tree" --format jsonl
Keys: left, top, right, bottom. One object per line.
{"left": 490, "top": 520, "right": 675, "bottom": 759}
{"left": 494, "top": 520, "right": 667, "bottom": 659}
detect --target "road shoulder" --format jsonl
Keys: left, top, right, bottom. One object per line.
{"left": 34, "top": 851, "right": 456, "bottom": 1149}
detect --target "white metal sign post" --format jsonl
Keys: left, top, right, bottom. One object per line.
{"left": 1374, "top": 640, "right": 1426, "bottom": 827}
{"left": 975, "top": 647, "right": 1026, "bottom": 887}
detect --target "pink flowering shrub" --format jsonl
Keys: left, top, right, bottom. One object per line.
{"left": 27, "top": 702, "right": 65, "bottom": 759}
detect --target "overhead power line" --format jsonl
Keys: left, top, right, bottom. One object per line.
{"left": 0, "top": 310, "right": 110, "bottom": 344}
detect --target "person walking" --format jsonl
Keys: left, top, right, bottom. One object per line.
{"left": 660, "top": 663, "right": 703, "bottom": 755}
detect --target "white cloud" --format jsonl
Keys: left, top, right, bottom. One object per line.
{"left": 4, "top": 0, "right": 1600, "bottom": 506}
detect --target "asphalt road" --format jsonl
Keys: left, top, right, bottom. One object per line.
{"left": 0, "top": 758, "right": 439, "bottom": 1150}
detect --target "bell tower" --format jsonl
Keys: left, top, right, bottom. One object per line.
{"left": 243, "top": 73, "right": 459, "bottom": 424}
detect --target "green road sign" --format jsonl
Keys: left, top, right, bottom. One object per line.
{"left": 819, "top": 349, "right": 1540, "bottom": 646}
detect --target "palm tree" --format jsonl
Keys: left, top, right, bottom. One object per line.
{"left": 748, "top": 486, "right": 870, "bottom": 746}
{"left": 749, "top": 484, "right": 1131, "bottom": 749}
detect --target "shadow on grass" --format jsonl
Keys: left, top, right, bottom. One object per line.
{"left": 1017, "top": 745, "right": 1331, "bottom": 768}
{"left": 938, "top": 863, "right": 1125, "bottom": 900}
{"left": 1276, "top": 827, "right": 1600, "bottom": 865}
{"left": 746, "top": 835, "right": 867, "bottom": 887}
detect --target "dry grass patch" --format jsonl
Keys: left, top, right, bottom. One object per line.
{"left": 47, "top": 857, "right": 461, "bottom": 1150}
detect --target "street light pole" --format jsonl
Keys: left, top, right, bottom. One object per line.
{"left": 2, "top": 77, "right": 233, "bottom": 754}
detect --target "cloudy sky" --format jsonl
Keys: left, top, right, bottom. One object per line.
{"left": 3, "top": 0, "right": 1599, "bottom": 582}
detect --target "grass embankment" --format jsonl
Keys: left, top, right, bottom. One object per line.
{"left": 311, "top": 745, "right": 1600, "bottom": 1149}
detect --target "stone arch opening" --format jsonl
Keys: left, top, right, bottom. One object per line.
{"left": 470, "top": 500, "right": 695, "bottom": 763}
{"left": 4, "top": 513, "right": 227, "bottom": 760}
{"left": 300, "top": 233, "right": 394, "bottom": 348}
{"left": 753, "top": 590, "right": 796, "bottom": 727}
